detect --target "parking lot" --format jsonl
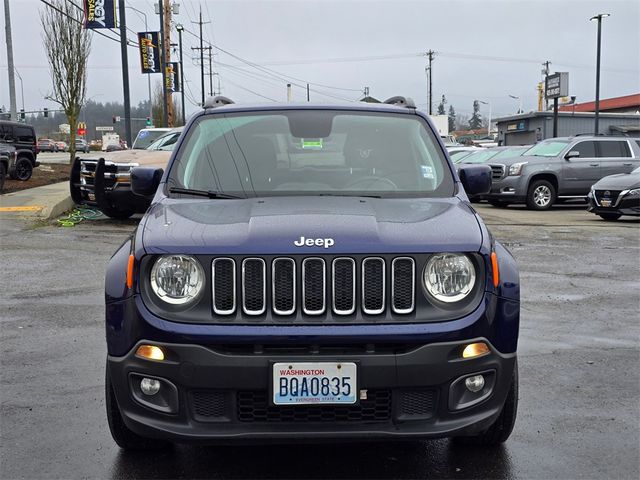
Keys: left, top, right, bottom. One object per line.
{"left": 0, "top": 204, "right": 638, "bottom": 479}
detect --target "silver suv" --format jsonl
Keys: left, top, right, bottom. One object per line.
{"left": 485, "top": 136, "right": 640, "bottom": 210}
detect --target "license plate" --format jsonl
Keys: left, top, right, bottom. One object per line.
{"left": 601, "top": 199, "right": 612, "bottom": 207}
{"left": 273, "top": 362, "right": 357, "bottom": 405}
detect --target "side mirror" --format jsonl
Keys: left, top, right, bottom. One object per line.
{"left": 131, "top": 167, "right": 163, "bottom": 197}
{"left": 565, "top": 150, "right": 580, "bottom": 160}
{"left": 458, "top": 164, "right": 492, "bottom": 196}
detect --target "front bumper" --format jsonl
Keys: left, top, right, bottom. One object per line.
{"left": 108, "top": 338, "right": 516, "bottom": 442}
{"left": 587, "top": 191, "right": 640, "bottom": 217}
{"left": 484, "top": 175, "right": 526, "bottom": 203}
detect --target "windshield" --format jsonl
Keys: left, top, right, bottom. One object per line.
{"left": 458, "top": 149, "right": 501, "bottom": 164}
{"left": 524, "top": 140, "right": 570, "bottom": 157}
{"left": 450, "top": 150, "right": 475, "bottom": 163}
{"left": 132, "top": 129, "right": 171, "bottom": 149}
{"left": 491, "top": 146, "right": 528, "bottom": 160}
{"left": 167, "top": 110, "right": 454, "bottom": 198}
{"left": 147, "top": 131, "right": 181, "bottom": 151}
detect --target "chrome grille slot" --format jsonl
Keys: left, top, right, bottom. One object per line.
{"left": 362, "top": 258, "right": 385, "bottom": 314}
{"left": 272, "top": 258, "right": 295, "bottom": 315}
{"left": 332, "top": 258, "right": 356, "bottom": 315}
{"left": 302, "top": 258, "right": 326, "bottom": 315}
{"left": 392, "top": 257, "right": 415, "bottom": 314}
{"left": 242, "top": 258, "right": 266, "bottom": 315}
{"left": 212, "top": 258, "right": 236, "bottom": 315}
{"left": 490, "top": 164, "right": 505, "bottom": 181}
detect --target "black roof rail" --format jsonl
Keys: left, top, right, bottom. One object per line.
{"left": 383, "top": 96, "right": 416, "bottom": 109}
{"left": 203, "top": 96, "right": 234, "bottom": 109}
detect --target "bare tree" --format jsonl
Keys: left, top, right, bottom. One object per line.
{"left": 152, "top": 81, "right": 183, "bottom": 128}
{"left": 40, "top": 0, "right": 91, "bottom": 163}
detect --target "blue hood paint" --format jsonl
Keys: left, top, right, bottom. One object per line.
{"left": 141, "top": 196, "right": 483, "bottom": 255}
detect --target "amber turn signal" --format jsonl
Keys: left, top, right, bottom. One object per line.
{"left": 462, "top": 342, "right": 490, "bottom": 359}
{"left": 126, "top": 254, "right": 135, "bottom": 289}
{"left": 136, "top": 345, "right": 165, "bottom": 361}
{"left": 490, "top": 251, "right": 500, "bottom": 288}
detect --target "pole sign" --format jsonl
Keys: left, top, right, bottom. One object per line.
{"left": 96, "top": 126, "right": 114, "bottom": 131}
{"left": 165, "top": 62, "right": 181, "bottom": 93}
{"left": 83, "top": 0, "right": 116, "bottom": 29}
{"left": 137, "top": 32, "right": 162, "bottom": 74}
{"left": 545, "top": 72, "right": 569, "bottom": 99}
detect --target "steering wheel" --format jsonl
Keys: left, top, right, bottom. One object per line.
{"left": 344, "top": 176, "right": 398, "bottom": 191}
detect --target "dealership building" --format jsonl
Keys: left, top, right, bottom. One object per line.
{"left": 494, "top": 93, "right": 640, "bottom": 145}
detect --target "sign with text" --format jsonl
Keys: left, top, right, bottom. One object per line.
{"left": 137, "top": 32, "right": 161, "bottom": 74}
{"left": 545, "top": 72, "right": 569, "bottom": 99}
{"left": 165, "top": 62, "right": 181, "bottom": 93}
{"left": 83, "top": 0, "right": 116, "bottom": 29}
{"left": 96, "top": 126, "right": 114, "bottom": 131}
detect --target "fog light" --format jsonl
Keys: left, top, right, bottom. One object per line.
{"left": 140, "top": 377, "right": 161, "bottom": 396}
{"left": 136, "top": 345, "right": 165, "bottom": 361}
{"left": 465, "top": 375, "right": 485, "bottom": 393}
{"left": 462, "top": 342, "right": 489, "bottom": 359}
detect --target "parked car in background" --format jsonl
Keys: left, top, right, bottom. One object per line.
{"left": 587, "top": 166, "right": 640, "bottom": 220}
{"left": 75, "top": 139, "right": 90, "bottom": 153}
{"left": 485, "top": 136, "right": 640, "bottom": 210}
{"left": 70, "top": 128, "right": 183, "bottom": 219}
{"left": 131, "top": 127, "right": 171, "bottom": 150}
{"left": 0, "top": 120, "right": 39, "bottom": 178}
{"left": 0, "top": 142, "right": 17, "bottom": 192}
{"left": 37, "top": 138, "right": 58, "bottom": 153}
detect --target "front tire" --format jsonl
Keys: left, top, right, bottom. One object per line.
{"left": 598, "top": 213, "right": 621, "bottom": 221}
{"left": 11, "top": 157, "right": 33, "bottom": 181}
{"left": 488, "top": 200, "right": 509, "bottom": 208}
{"left": 454, "top": 361, "right": 518, "bottom": 446}
{"left": 0, "top": 162, "right": 6, "bottom": 192}
{"left": 105, "top": 365, "right": 171, "bottom": 451}
{"left": 526, "top": 179, "right": 556, "bottom": 210}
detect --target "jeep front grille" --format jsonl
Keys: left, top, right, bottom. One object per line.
{"left": 211, "top": 256, "right": 415, "bottom": 317}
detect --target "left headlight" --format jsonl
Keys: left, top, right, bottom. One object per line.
{"left": 150, "top": 255, "right": 204, "bottom": 305}
{"left": 423, "top": 253, "right": 476, "bottom": 303}
{"left": 624, "top": 188, "right": 640, "bottom": 197}
{"left": 508, "top": 162, "right": 528, "bottom": 176}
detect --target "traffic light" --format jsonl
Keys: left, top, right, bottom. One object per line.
{"left": 146, "top": 116, "right": 152, "bottom": 126}
{"left": 112, "top": 115, "right": 116, "bottom": 124}
{"left": 20, "top": 109, "right": 25, "bottom": 120}
{"left": 43, "top": 108, "right": 48, "bottom": 118}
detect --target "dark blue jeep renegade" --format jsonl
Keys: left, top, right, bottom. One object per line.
{"left": 105, "top": 96, "right": 520, "bottom": 450}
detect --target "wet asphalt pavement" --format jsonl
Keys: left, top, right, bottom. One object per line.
{"left": 1, "top": 204, "right": 638, "bottom": 479}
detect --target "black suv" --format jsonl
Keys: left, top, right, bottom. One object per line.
{"left": 0, "top": 142, "right": 17, "bottom": 192}
{"left": 0, "top": 120, "right": 39, "bottom": 181}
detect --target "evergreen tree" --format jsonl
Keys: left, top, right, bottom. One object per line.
{"left": 437, "top": 95, "right": 447, "bottom": 115}
{"left": 448, "top": 105, "right": 456, "bottom": 132}
{"left": 468, "top": 100, "right": 483, "bottom": 129}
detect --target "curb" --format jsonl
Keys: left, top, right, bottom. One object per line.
{"left": 0, "top": 182, "right": 75, "bottom": 221}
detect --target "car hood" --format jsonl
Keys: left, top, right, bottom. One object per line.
{"left": 81, "top": 149, "right": 171, "bottom": 167}
{"left": 489, "top": 154, "right": 545, "bottom": 166}
{"left": 141, "top": 196, "right": 484, "bottom": 255}
{"left": 592, "top": 172, "right": 640, "bottom": 190}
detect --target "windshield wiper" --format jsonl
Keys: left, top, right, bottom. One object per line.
{"left": 169, "top": 187, "right": 245, "bottom": 199}
{"left": 318, "top": 193, "right": 382, "bottom": 199}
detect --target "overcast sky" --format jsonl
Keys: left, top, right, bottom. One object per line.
{"left": 1, "top": 0, "right": 639, "bottom": 121}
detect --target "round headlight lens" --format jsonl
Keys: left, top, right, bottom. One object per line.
{"left": 423, "top": 253, "right": 476, "bottom": 303}
{"left": 150, "top": 255, "right": 204, "bottom": 305}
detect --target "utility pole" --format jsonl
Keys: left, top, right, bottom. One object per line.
{"left": 3, "top": 0, "right": 18, "bottom": 121}
{"left": 425, "top": 50, "right": 435, "bottom": 115}
{"left": 542, "top": 60, "right": 551, "bottom": 110}
{"left": 176, "top": 24, "right": 186, "bottom": 125}
{"left": 118, "top": 0, "right": 132, "bottom": 146}
{"left": 207, "top": 46, "right": 214, "bottom": 96}
{"left": 590, "top": 13, "right": 610, "bottom": 135}
{"left": 162, "top": 0, "right": 173, "bottom": 127}
{"left": 307, "top": 84, "right": 310, "bottom": 102}
{"left": 191, "top": 7, "right": 210, "bottom": 105}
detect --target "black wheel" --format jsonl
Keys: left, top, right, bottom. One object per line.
{"left": 11, "top": 157, "right": 33, "bottom": 181}
{"left": 598, "top": 213, "right": 621, "bottom": 221}
{"left": 101, "top": 204, "right": 136, "bottom": 220}
{"left": 488, "top": 200, "right": 509, "bottom": 208}
{"left": 454, "top": 361, "right": 518, "bottom": 446}
{"left": 0, "top": 162, "right": 6, "bottom": 192}
{"left": 526, "top": 179, "right": 556, "bottom": 210}
{"left": 105, "top": 364, "right": 171, "bottom": 451}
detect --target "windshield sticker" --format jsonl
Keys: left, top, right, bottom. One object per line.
{"left": 139, "top": 131, "right": 149, "bottom": 137}
{"left": 421, "top": 165, "right": 434, "bottom": 179}
{"left": 301, "top": 138, "right": 323, "bottom": 149}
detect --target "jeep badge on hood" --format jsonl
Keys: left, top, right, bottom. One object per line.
{"left": 294, "top": 236, "right": 335, "bottom": 248}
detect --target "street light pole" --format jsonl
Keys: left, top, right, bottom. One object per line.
{"left": 508, "top": 94, "right": 522, "bottom": 114}
{"left": 126, "top": 5, "right": 152, "bottom": 122}
{"left": 13, "top": 67, "right": 24, "bottom": 113}
{"left": 479, "top": 100, "right": 492, "bottom": 138}
{"left": 118, "top": 0, "right": 132, "bottom": 147}
{"left": 590, "top": 13, "right": 610, "bottom": 135}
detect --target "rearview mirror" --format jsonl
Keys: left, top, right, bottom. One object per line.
{"left": 458, "top": 164, "right": 492, "bottom": 196}
{"left": 565, "top": 150, "right": 580, "bottom": 160}
{"left": 131, "top": 167, "right": 164, "bottom": 197}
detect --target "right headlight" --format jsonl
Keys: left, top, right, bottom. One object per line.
{"left": 423, "top": 253, "right": 476, "bottom": 303}
{"left": 150, "top": 255, "right": 204, "bottom": 305}
{"left": 508, "top": 162, "right": 528, "bottom": 176}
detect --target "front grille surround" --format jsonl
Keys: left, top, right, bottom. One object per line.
{"left": 302, "top": 257, "right": 327, "bottom": 315}
{"left": 391, "top": 257, "right": 415, "bottom": 314}
{"left": 362, "top": 257, "right": 385, "bottom": 315}
{"left": 489, "top": 164, "right": 506, "bottom": 181}
{"left": 212, "top": 258, "right": 236, "bottom": 315}
{"left": 332, "top": 257, "right": 356, "bottom": 315}
{"left": 242, "top": 258, "right": 266, "bottom": 315}
{"left": 272, "top": 258, "right": 296, "bottom": 315}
